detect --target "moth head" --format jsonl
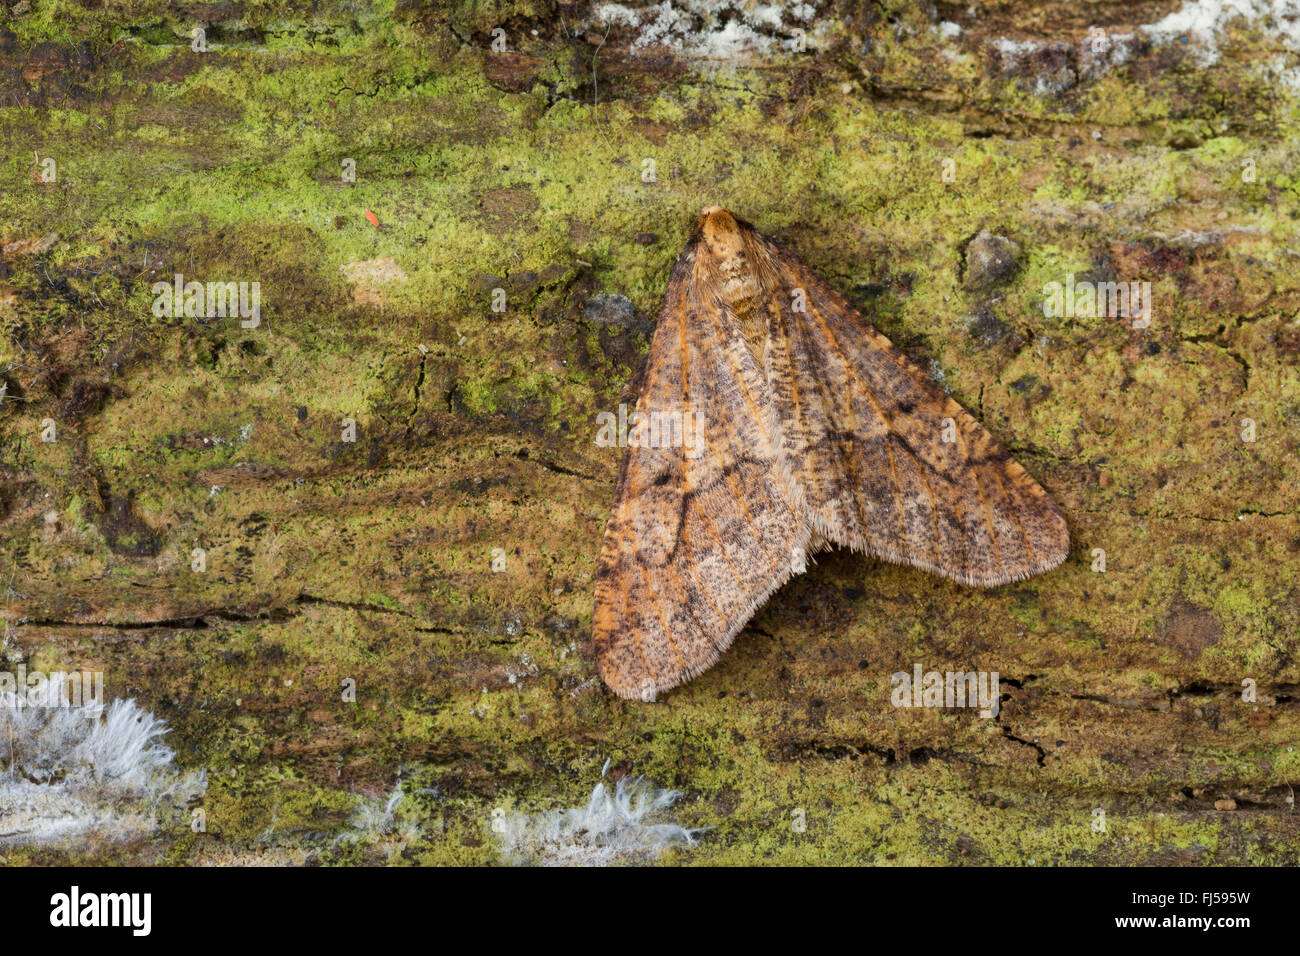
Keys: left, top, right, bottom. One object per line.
{"left": 695, "top": 206, "right": 768, "bottom": 310}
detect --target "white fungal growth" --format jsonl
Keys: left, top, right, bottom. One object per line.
{"left": 593, "top": 3, "right": 643, "bottom": 28}
{"left": 338, "top": 782, "right": 424, "bottom": 857}
{"left": 590, "top": 1, "right": 826, "bottom": 58}
{"left": 0, "top": 675, "right": 205, "bottom": 846}
{"left": 1143, "top": 0, "right": 1300, "bottom": 65}
{"left": 348, "top": 785, "right": 406, "bottom": 836}
{"left": 496, "top": 775, "right": 702, "bottom": 865}
{"left": 985, "top": 0, "right": 1300, "bottom": 94}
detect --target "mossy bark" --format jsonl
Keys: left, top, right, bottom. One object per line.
{"left": 1, "top": 1, "right": 1298, "bottom": 864}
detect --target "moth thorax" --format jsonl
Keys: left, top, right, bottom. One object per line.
{"left": 718, "top": 255, "right": 766, "bottom": 362}
{"left": 722, "top": 271, "right": 762, "bottom": 312}
{"left": 699, "top": 208, "right": 763, "bottom": 308}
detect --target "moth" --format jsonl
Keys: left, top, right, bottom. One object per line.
{"left": 593, "top": 207, "right": 1069, "bottom": 701}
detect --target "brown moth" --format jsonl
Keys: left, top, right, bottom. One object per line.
{"left": 593, "top": 206, "right": 1069, "bottom": 701}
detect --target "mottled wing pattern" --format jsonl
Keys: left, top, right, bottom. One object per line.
{"left": 761, "top": 239, "right": 1069, "bottom": 586}
{"left": 592, "top": 248, "right": 808, "bottom": 700}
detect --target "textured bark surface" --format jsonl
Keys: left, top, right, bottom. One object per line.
{"left": 1, "top": 1, "right": 1298, "bottom": 864}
